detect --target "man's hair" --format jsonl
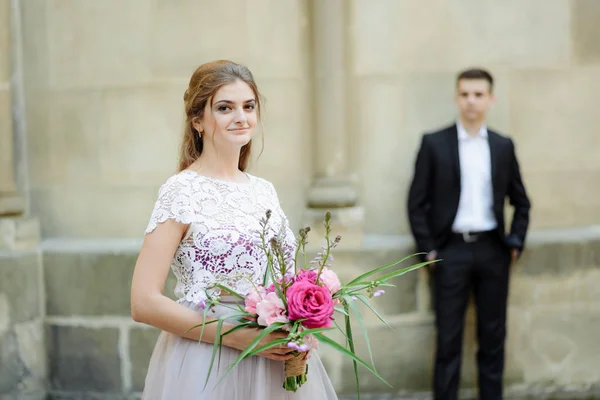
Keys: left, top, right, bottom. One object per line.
{"left": 456, "top": 68, "right": 494, "bottom": 91}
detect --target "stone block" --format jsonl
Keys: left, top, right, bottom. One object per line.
{"left": 149, "top": 0, "right": 307, "bottom": 80}
{"left": 516, "top": 238, "right": 600, "bottom": 277}
{"left": 0, "top": 250, "right": 42, "bottom": 323}
{"left": 46, "top": 0, "right": 153, "bottom": 87}
{"left": 0, "top": 88, "right": 15, "bottom": 194}
{"left": 47, "top": 325, "right": 121, "bottom": 391}
{"left": 0, "top": 331, "right": 26, "bottom": 394}
{"left": 44, "top": 248, "right": 178, "bottom": 316}
{"left": 507, "top": 305, "right": 600, "bottom": 385}
{"left": 30, "top": 186, "right": 159, "bottom": 238}
{"left": 236, "top": 0, "right": 309, "bottom": 80}
{"left": 571, "top": 0, "right": 600, "bottom": 65}
{"left": 0, "top": 0, "right": 9, "bottom": 83}
{"left": 0, "top": 217, "right": 41, "bottom": 250}
{"left": 337, "top": 317, "right": 435, "bottom": 394}
{"left": 0, "top": 320, "right": 46, "bottom": 399}
{"left": 129, "top": 327, "right": 160, "bottom": 392}
{"left": 44, "top": 251, "right": 137, "bottom": 316}
{"left": 509, "top": 68, "right": 600, "bottom": 229}
{"left": 352, "top": 0, "right": 571, "bottom": 75}
{"left": 510, "top": 269, "right": 600, "bottom": 308}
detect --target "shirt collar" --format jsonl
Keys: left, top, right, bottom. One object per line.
{"left": 456, "top": 120, "right": 488, "bottom": 140}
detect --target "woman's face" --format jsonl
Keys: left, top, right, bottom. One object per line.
{"left": 194, "top": 79, "right": 258, "bottom": 151}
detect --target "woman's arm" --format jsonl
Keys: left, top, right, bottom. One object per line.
{"left": 130, "top": 219, "right": 293, "bottom": 361}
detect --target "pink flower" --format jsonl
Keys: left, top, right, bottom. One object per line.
{"left": 286, "top": 281, "right": 334, "bottom": 329}
{"left": 256, "top": 292, "right": 289, "bottom": 326}
{"left": 304, "top": 334, "right": 319, "bottom": 350}
{"left": 267, "top": 275, "right": 294, "bottom": 293}
{"left": 319, "top": 267, "right": 341, "bottom": 294}
{"left": 295, "top": 269, "right": 317, "bottom": 284}
{"left": 244, "top": 287, "right": 264, "bottom": 315}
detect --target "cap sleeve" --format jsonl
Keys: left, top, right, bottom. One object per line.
{"left": 145, "top": 174, "right": 195, "bottom": 234}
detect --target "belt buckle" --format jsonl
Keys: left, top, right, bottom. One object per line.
{"left": 462, "top": 232, "right": 478, "bottom": 243}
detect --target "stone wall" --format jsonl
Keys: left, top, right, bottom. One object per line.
{"left": 2, "top": 0, "right": 600, "bottom": 399}
{"left": 37, "top": 230, "right": 600, "bottom": 399}
{"left": 350, "top": 0, "right": 600, "bottom": 235}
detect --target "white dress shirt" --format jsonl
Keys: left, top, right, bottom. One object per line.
{"left": 451, "top": 121, "right": 497, "bottom": 233}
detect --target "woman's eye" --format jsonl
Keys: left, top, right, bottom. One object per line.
{"left": 218, "top": 105, "right": 230, "bottom": 112}
{"left": 245, "top": 104, "right": 255, "bottom": 110}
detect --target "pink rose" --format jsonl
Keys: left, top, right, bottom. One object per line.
{"left": 256, "top": 292, "right": 289, "bottom": 326}
{"left": 286, "top": 281, "right": 334, "bottom": 329}
{"left": 319, "top": 267, "right": 341, "bottom": 294}
{"left": 244, "top": 288, "right": 264, "bottom": 315}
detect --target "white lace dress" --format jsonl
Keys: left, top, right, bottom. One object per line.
{"left": 141, "top": 170, "right": 338, "bottom": 400}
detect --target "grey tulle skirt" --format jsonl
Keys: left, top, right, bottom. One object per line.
{"left": 141, "top": 297, "right": 339, "bottom": 399}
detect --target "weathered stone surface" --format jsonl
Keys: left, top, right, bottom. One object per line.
{"left": 0, "top": 250, "right": 42, "bottom": 323}
{"left": 129, "top": 327, "right": 160, "bottom": 392}
{"left": 516, "top": 239, "right": 600, "bottom": 276}
{"left": 571, "top": 0, "right": 600, "bottom": 65}
{"left": 0, "top": 88, "right": 15, "bottom": 194}
{"left": 44, "top": 252, "right": 137, "bottom": 316}
{"left": 508, "top": 305, "right": 600, "bottom": 385}
{"left": 508, "top": 68, "right": 600, "bottom": 230}
{"left": 47, "top": 325, "right": 121, "bottom": 391}
{"left": 352, "top": 0, "right": 570, "bottom": 75}
{"left": 0, "top": 217, "right": 41, "bottom": 250}
{"left": 338, "top": 317, "right": 435, "bottom": 394}
{"left": 0, "top": 0, "right": 9, "bottom": 83}
{"left": 0, "top": 331, "right": 26, "bottom": 394}
{"left": 330, "top": 247, "right": 420, "bottom": 317}
{"left": 44, "top": 249, "right": 177, "bottom": 316}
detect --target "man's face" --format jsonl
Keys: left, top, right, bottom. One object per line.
{"left": 455, "top": 79, "right": 494, "bottom": 122}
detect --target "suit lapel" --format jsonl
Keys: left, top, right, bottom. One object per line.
{"left": 487, "top": 130, "right": 500, "bottom": 186}
{"left": 448, "top": 124, "right": 460, "bottom": 184}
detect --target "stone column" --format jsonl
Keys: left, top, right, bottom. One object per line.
{"left": 304, "top": 0, "right": 363, "bottom": 248}
{"left": 0, "top": 0, "right": 23, "bottom": 218}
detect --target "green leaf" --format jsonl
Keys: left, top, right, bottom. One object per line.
{"left": 313, "top": 332, "right": 391, "bottom": 388}
{"left": 347, "top": 296, "right": 375, "bottom": 369}
{"left": 213, "top": 284, "right": 245, "bottom": 300}
{"left": 243, "top": 337, "right": 289, "bottom": 359}
{"left": 215, "top": 322, "right": 288, "bottom": 386}
{"left": 333, "top": 318, "right": 349, "bottom": 340}
{"left": 296, "top": 327, "right": 335, "bottom": 337}
{"left": 370, "top": 260, "right": 432, "bottom": 283}
{"left": 334, "top": 306, "right": 349, "bottom": 316}
{"left": 204, "top": 311, "right": 251, "bottom": 389}
{"left": 354, "top": 294, "right": 393, "bottom": 331}
{"left": 345, "top": 253, "right": 422, "bottom": 286}
{"left": 345, "top": 306, "right": 360, "bottom": 399}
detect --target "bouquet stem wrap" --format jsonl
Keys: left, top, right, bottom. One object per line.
{"left": 283, "top": 352, "right": 308, "bottom": 391}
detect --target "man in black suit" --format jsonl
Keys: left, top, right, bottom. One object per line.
{"left": 407, "top": 68, "right": 531, "bottom": 400}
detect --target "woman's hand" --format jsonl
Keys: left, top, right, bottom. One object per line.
{"left": 226, "top": 327, "right": 295, "bottom": 361}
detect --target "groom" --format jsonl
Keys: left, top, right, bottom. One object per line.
{"left": 406, "top": 68, "right": 531, "bottom": 400}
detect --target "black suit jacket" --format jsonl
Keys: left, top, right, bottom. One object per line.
{"left": 407, "top": 124, "right": 531, "bottom": 256}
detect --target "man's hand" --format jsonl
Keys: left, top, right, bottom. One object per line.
{"left": 426, "top": 250, "right": 438, "bottom": 271}
{"left": 511, "top": 249, "right": 519, "bottom": 264}
{"left": 426, "top": 250, "right": 438, "bottom": 262}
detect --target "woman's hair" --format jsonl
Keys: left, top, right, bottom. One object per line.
{"left": 179, "top": 60, "right": 263, "bottom": 172}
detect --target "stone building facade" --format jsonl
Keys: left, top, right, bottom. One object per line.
{"left": 1, "top": 0, "right": 600, "bottom": 399}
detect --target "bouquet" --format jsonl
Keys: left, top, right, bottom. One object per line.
{"left": 191, "top": 210, "right": 431, "bottom": 397}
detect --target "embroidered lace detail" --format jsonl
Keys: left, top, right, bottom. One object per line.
{"left": 145, "top": 170, "right": 296, "bottom": 305}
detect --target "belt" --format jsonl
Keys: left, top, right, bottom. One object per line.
{"left": 451, "top": 230, "right": 495, "bottom": 243}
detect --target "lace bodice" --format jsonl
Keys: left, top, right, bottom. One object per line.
{"left": 145, "top": 170, "right": 296, "bottom": 305}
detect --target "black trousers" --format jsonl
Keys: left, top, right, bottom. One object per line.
{"left": 432, "top": 232, "right": 511, "bottom": 400}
